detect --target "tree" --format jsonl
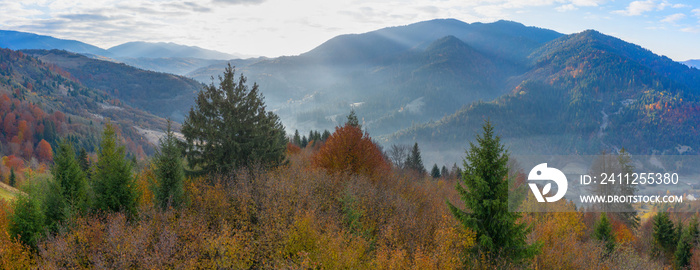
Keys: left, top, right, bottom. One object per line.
{"left": 182, "top": 64, "right": 287, "bottom": 175}
{"left": 37, "top": 139, "right": 53, "bottom": 162}
{"left": 653, "top": 212, "right": 677, "bottom": 258}
{"left": 447, "top": 121, "right": 538, "bottom": 263}
{"left": 93, "top": 123, "right": 138, "bottom": 217}
{"left": 8, "top": 167, "right": 16, "bottom": 187}
{"left": 676, "top": 226, "right": 694, "bottom": 269}
{"left": 388, "top": 144, "right": 409, "bottom": 169}
{"left": 153, "top": 120, "right": 185, "bottom": 210}
{"left": 78, "top": 147, "right": 90, "bottom": 174}
{"left": 441, "top": 165, "right": 449, "bottom": 178}
{"left": 593, "top": 213, "right": 615, "bottom": 254}
{"left": 312, "top": 123, "right": 389, "bottom": 178}
{"left": 9, "top": 194, "right": 45, "bottom": 249}
{"left": 405, "top": 142, "right": 425, "bottom": 174}
{"left": 46, "top": 141, "right": 89, "bottom": 231}
{"left": 301, "top": 136, "right": 308, "bottom": 148}
{"left": 346, "top": 109, "right": 360, "bottom": 128}
{"left": 431, "top": 164, "right": 441, "bottom": 178}
{"left": 292, "top": 130, "right": 301, "bottom": 146}
{"left": 321, "top": 130, "right": 331, "bottom": 141}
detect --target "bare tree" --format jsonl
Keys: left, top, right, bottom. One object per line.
{"left": 388, "top": 144, "right": 410, "bottom": 169}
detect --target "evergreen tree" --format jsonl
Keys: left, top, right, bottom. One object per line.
{"left": 308, "top": 130, "right": 315, "bottom": 146}
{"left": 676, "top": 226, "right": 694, "bottom": 269}
{"left": 447, "top": 121, "right": 538, "bottom": 262}
{"left": 301, "top": 136, "right": 308, "bottom": 148}
{"left": 93, "top": 123, "right": 138, "bottom": 217}
{"left": 405, "top": 142, "right": 425, "bottom": 174}
{"left": 78, "top": 147, "right": 90, "bottom": 174}
{"left": 292, "top": 130, "right": 301, "bottom": 146}
{"left": 181, "top": 64, "right": 287, "bottom": 175}
{"left": 593, "top": 213, "right": 616, "bottom": 254}
{"left": 9, "top": 194, "right": 45, "bottom": 249}
{"left": 9, "top": 167, "right": 16, "bottom": 187}
{"left": 347, "top": 110, "right": 360, "bottom": 128}
{"left": 441, "top": 165, "right": 449, "bottom": 178}
{"left": 153, "top": 120, "right": 186, "bottom": 210}
{"left": 46, "top": 141, "right": 89, "bottom": 231}
{"left": 653, "top": 212, "right": 677, "bottom": 257}
{"left": 431, "top": 164, "right": 441, "bottom": 178}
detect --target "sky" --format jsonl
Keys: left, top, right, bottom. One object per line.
{"left": 0, "top": 0, "right": 699, "bottom": 61}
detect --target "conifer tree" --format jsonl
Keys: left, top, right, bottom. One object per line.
{"left": 78, "top": 147, "right": 90, "bottom": 174}
{"left": 593, "top": 212, "right": 615, "bottom": 254}
{"left": 93, "top": 123, "right": 138, "bottom": 217}
{"left": 292, "top": 130, "right": 301, "bottom": 146}
{"left": 431, "top": 164, "right": 441, "bottom": 178}
{"left": 182, "top": 64, "right": 287, "bottom": 175}
{"left": 441, "top": 165, "right": 449, "bottom": 178}
{"left": 653, "top": 212, "right": 677, "bottom": 257}
{"left": 447, "top": 120, "right": 538, "bottom": 263}
{"left": 676, "top": 226, "right": 694, "bottom": 269}
{"left": 46, "top": 141, "right": 89, "bottom": 231}
{"left": 9, "top": 167, "right": 16, "bottom": 187}
{"left": 321, "top": 130, "right": 331, "bottom": 142}
{"left": 301, "top": 136, "right": 308, "bottom": 148}
{"left": 405, "top": 142, "right": 425, "bottom": 174}
{"left": 153, "top": 120, "right": 185, "bottom": 209}
{"left": 9, "top": 194, "right": 45, "bottom": 249}
{"left": 347, "top": 110, "right": 360, "bottom": 128}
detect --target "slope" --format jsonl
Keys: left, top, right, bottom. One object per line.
{"left": 108, "top": 41, "right": 238, "bottom": 60}
{"left": 23, "top": 49, "right": 204, "bottom": 122}
{"left": 0, "top": 30, "right": 112, "bottom": 57}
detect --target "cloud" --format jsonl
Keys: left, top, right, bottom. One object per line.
{"left": 614, "top": 0, "right": 658, "bottom": 16}
{"left": 212, "top": 0, "right": 266, "bottom": 5}
{"left": 661, "top": 13, "right": 685, "bottom": 23}
{"left": 556, "top": 4, "right": 577, "bottom": 12}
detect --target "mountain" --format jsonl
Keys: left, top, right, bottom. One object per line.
{"left": 388, "top": 30, "right": 700, "bottom": 164}
{"left": 0, "top": 30, "right": 113, "bottom": 57}
{"left": 187, "top": 19, "right": 563, "bottom": 135}
{"left": 108, "top": 41, "right": 239, "bottom": 60}
{"left": 0, "top": 48, "right": 169, "bottom": 160}
{"left": 114, "top": 57, "right": 228, "bottom": 76}
{"left": 23, "top": 49, "right": 204, "bottom": 122}
{"left": 684, "top": 60, "right": 700, "bottom": 69}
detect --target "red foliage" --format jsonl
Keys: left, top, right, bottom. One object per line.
{"left": 287, "top": 142, "right": 301, "bottom": 155}
{"left": 37, "top": 139, "right": 53, "bottom": 162}
{"left": 3, "top": 155, "right": 24, "bottom": 170}
{"left": 311, "top": 124, "right": 389, "bottom": 178}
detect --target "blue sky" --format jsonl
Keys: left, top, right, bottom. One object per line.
{"left": 0, "top": 0, "right": 698, "bottom": 61}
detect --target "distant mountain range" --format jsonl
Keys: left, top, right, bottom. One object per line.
{"left": 684, "top": 60, "right": 700, "bottom": 69}
{"left": 107, "top": 41, "right": 240, "bottom": 60}
{"left": 0, "top": 30, "right": 113, "bottom": 56}
{"left": 3, "top": 20, "right": 699, "bottom": 166}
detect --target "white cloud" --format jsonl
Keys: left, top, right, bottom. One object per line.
{"left": 614, "top": 0, "right": 657, "bottom": 16}
{"left": 556, "top": 4, "right": 577, "bottom": 12}
{"left": 661, "top": 13, "right": 685, "bottom": 23}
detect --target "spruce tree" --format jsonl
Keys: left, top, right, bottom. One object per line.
{"left": 676, "top": 227, "right": 694, "bottom": 269}
{"left": 182, "top": 64, "right": 287, "bottom": 175}
{"left": 347, "top": 110, "right": 360, "bottom": 128}
{"left": 405, "top": 142, "right": 425, "bottom": 174}
{"left": 447, "top": 120, "right": 538, "bottom": 262}
{"left": 9, "top": 194, "right": 45, "bottom": 249}
{"left": 93, "top": 123, "right": 138, "bottom": 217}
{"left": 153, "top": 120, "right": 185, "bottom": 209}
{"left": 46, "top": 141, "right": 89, "bottom": 231}
{"left": 441, "top": 165, "right": 449, "bottom": 178}
{"left": 78, "top": 147, "right": 90, "bottom": 174}
{"left": 292, "top": 130, "right": 301, "bottom": 146}
{"left": 653, "top": 212, "right": 677, "bottom": 257}
{"left": 8, "top": 167, "right": 16, "bottom": 187}
{"left": 301, "top": 136, "right": 308, "bottom": 148}
{"left": 431, "top": 164, "right": 441, "bottom": 178}
{"left": 321, "top": 130, "right": 331, "bottom": 142}
{"left": 593, "top": 212, "right": 616, "bottom": 254}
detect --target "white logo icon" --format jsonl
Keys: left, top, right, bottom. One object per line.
{"left": 528, "top": 163, "right": 568, "bottom": 202}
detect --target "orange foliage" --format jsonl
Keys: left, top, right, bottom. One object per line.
{"left": 311, "top": 124, "right": 389, "bottom": 178}
{"left": 2, "top": 155, "right": 24, "bottom": 170}
{"left": 36, "top": 139, "right": 53, "bottom": 162}
{"left": 286, "top": 142, "right": 301, "bottom": 155}
{"left": 0, "top": 201, "right": 35, "bottom": 269}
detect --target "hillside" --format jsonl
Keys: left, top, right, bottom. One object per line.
{"left": 0, "top": 30, "right": 112, "bottom": 57}
{"left": 389, "top": 30, "right": 700, "bottom": 163}
{"left": 187, "top": 19, "right": 562, "bottom": 135}
{"left": 0, "top": 48, "right": 169, "bottom": 167}
{"left": 107, "top": 41, "right": 239, "bottom": 60}
{"left": 23, "top": 50, "right": 204, "bottom": 122}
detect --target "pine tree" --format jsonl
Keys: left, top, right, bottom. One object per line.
{"left": 93, "top": 123, "right": 138, "bottom": 217}
{"left": 321, "top": 130, "right": 331, "bottom": 142}
{"left": 9, "top": 194, "right": 45, "bottom": 249}
{"left": 347, "top": 110, "right": 360, "bottom": 128}
{"left": 593, "top": 213, "right": 616, "bottom": 254}
{"left": 301, "top": 136, "right": 308, "bottom": 148}
{"left": 447, "top": 120, "right": 538, "bottom": 263}
{"left": 9, "top": 167, "right": 16, "bottom": 187}
{"left": 153, "top": 120, "right": 185, "bottom": 210}
{"left": 441, "top": 165, "right": 449, "bottom": 178}
{"left": 292, "top": 130, "right": 301, "bottom": 146}
{"left": 181, "top": 64, "right": 287, "bottom": 175}
{"left": 405, "top": 142, "right": 425, "bottom": 174}
{"left": 676, "top": 226, "right": 694, "bottom": 269}
{"left": 46, "top": 141, "right": 89, "bottom": 231}
{"left": 431, "top": 164, "right": 441, "bottom": 178}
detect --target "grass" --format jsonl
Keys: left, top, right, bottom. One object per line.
{"left": 0, "top": 181, "right": 18, "bottom": 201}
